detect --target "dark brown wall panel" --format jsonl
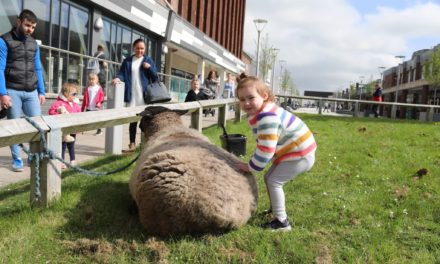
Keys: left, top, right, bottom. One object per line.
{"left": 176, "top": 0, "right": 246, "bottom": 59}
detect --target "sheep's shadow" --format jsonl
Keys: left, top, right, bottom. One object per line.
{"left": 59, "top": 179, "right": 147, "bottom": 241}
{"left": 59, "top": 178, "right": 239, "bottom": 241}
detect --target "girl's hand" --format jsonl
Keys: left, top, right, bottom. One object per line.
{"left": 237, "top": 162, "right": 250, "bottom": 172}
{"left": 111, "top": 78, "right": 120, "bottom": 85}
{"left": 96, "top": 102, "right": 102, "bottom": 109}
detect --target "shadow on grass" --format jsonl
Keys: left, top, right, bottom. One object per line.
{"left": 0, "top": 182, "right": 30, "bottom": 201}
{"left": 59, "top": 179, "right": 146, "bottom": 241}
{"left": 0, "top": 154, "right": 137, "bottom": 202}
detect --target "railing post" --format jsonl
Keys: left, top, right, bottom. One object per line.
{"left": 31, "top": 116, "right": 62, "bottom": 207}
{"left": 105, "top": 82, "right": 124, "bottom": 154}
{"left": 427, "top": 107, "right": 434, "bottom": 122}
{"left": 234, "top": 103, "right": 242, "bottom": 123}
{"left": 218, "top": 103, "right": 227, "bottom": 128}
{"left": 191, "top": 107, "right": 202, "bottom": 132}
{"left": 353, "top": 101, "right": 359, "bottom": 117}
{"left": 391, "top": 104, "right": 397, "bottom": 119}
{"left": 318, "top": 99, "right": 323, "bottom": 114}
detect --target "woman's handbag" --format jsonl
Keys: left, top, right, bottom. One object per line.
{"left": 143, "top": 81, "right": 172, "bottom": 104}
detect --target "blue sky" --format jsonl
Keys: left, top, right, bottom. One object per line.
{"left": 243, "top": 0, "right": 440, "bottom": 93}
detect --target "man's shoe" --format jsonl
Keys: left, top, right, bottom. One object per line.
{"left": 263, "top": 218, "right": 292, "bottom": 232}
{"left": 95, "top": 129, "right": 103, "bottom": 135}
{"left": 12, "top": 158, "right": 24, "bottom": 172}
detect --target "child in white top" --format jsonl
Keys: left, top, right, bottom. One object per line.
{"left": 81, "top": 73, "right": 105, "bottom": 134}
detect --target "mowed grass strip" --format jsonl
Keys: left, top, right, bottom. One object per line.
{"left": 1, "top": 114, "right": 439, "bottom": 263}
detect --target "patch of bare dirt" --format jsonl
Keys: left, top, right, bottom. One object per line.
{"left": 315, "top": 245, "right": 333, "bottom": 264}
{"left": 62, "top": 237, "right": 170, "bottom": 263}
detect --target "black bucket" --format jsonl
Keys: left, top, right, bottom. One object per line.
{"left": 219, "top": 134, "right": 247, "bottom": 156}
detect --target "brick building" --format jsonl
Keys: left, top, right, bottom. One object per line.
{"left": 382, "top": 45, "right": 440, "bottom": 120}
{"left": 0, "top": 0, "right": 248, "bottom": 99}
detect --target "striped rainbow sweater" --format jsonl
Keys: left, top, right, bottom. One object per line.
{"left": 248, "top": 102, "right": 317, "bottom": 172}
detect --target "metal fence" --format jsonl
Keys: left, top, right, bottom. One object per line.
{"left": 39, "top": 44, "right": 192, "bottom": 101}
{"left": 276, "top": 95, "right": 440, "bottom": 122}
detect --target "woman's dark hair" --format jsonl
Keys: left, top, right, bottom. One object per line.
{"left": 133, "top": 38, "right": 145, "bottom": 47}
{"left": 207, "top": 70, "right": 216, "bottom": 80}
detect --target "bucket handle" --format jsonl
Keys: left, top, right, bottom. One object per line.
{"left": 220, "top": 123, "right": 230, "bottom": 152}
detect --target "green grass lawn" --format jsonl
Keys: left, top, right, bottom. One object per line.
{"left": 1, "top": 114, "right": 439, "bottom": 263}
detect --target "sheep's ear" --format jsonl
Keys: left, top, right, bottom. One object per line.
{"left": 137, "top": 109, "right": 153, "bottom": 118}
{"left": 172, "top": 109, "right": 188, "bottom": 116}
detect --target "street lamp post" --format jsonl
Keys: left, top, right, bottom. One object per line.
{"left": 378, "top": 66, "right": 386, "bottom": 91}
{"left": 394, "top": 55, "right": 405, "bottom": 103}
{"left": 359, "top": 75, "right": 365, "bottom": 100}
{"left": 270, "top": 48, "right": 279, "bottom": 93}
{"left": 254, "top": 18, "right": 267, "bottom": 77}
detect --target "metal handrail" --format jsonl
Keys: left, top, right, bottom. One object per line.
{"left": 277, "top": 94, "right": 440, "bottom": 121}
{"left": 39, "top": 45, "right": 193, "bottom": 101}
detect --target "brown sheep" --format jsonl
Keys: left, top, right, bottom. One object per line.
{"left": 129, "top": 106, "right": 258, "bottom": 236}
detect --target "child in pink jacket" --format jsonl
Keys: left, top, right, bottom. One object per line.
{"left": 81, "top": 72, "right": 105, "bottom": 135}
{"left": 48, "top": 83, "right": 81, "bottom": 168}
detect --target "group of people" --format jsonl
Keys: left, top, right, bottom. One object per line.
{"left": 1, "top": 9, "right": 319, "bottom": 232}
{"left": 0, "top": 10, "right": 155, "bottom": 169}
{"left": 184, "top": 71, "right": 247, "bottom": 115}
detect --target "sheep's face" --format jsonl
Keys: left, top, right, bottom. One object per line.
{"left": 137, "top": 106, "right": 188, "bottom": 137}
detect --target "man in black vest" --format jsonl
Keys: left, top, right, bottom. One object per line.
{"left": 0, "top": 9, "right": 46, "bottom": 172}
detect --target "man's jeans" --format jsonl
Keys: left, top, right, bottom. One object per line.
{"left": 6, "top": 89, "right": 41, "bottom": 161}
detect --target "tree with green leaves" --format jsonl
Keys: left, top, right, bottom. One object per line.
{"left": 252, "top": 33, "right": 297, "bottom": 95}
{"left": 423, "top": 45, "right": 440, "bottom": 101}
{"left": 279, "top": 68, "right": 298, "bottom": 95}
{"left": 254, "top": 34, "right": 277, "bottom": 82}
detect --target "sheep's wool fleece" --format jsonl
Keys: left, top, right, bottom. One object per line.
{"left": 130, "top": 111, "right": 258, "bottom": 236}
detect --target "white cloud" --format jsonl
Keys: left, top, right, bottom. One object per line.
{"left": 243, "top": 0, "right": 440, "bottom": 93}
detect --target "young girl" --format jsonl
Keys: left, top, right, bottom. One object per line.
{"left": 48, "top": 83, "right": 81, "bottom": 168}
{"left": 82, "top": 72, "right": 105, "bottom": 134}
{"left": 236, "top": 76, "right": 317, "bottom": 232}
{"left": 184, "top": 77, "right": 201, "bottom": 102}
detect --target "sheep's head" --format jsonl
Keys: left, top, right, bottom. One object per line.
{"left": 137, "top": 106, "right": 188, "bottom": 138}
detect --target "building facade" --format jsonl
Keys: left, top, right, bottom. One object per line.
{"left": 0, "top": 0, "right": 247, "bottom": 99}
{"left": 382, "top": 45, "right": 440, "bottom": 120}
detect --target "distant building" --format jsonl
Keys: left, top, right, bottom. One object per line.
{"left": 304, "top": 91, "right": 334, "bottom": 98}
{"left": 382, "top": 44, "right": 440, "bottom": 120}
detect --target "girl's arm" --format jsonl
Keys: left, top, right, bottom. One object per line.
{"left": 81, "top": 88, "right": 88, "bottom": 112}
{"left": 248, "top": 115, "right": 279, "bottom": 172}
{"left": 48, "top": 101, "right": 62, "bottom": 115}
{"left": 96, "top": 87, "right": 105, "bottom": 108}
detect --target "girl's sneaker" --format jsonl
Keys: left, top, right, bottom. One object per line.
{"left": 263, "top": 218, "right": 292, "bottom": 232}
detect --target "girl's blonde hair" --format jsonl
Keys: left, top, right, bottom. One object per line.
{"left": 236, "top": 76, "right": 275, "bottom": 102}
{"left": 62, "top": 83, "right": 78, "bottom": 97}
{"left": 88, "top": 72, "right": 98, "bottom": 81}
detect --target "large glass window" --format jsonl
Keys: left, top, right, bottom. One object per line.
{"left": 50, "top": 0, "right": 60, "bottom": 47}
{"left": 23, "top": 0, "right": 50, "bottom": 45}
{"left": 0, "top": 0, "right": 21, "bottom": 35}
{"left": 121, "top": 26, "right": 131, "bottom": 60}
{"left": 68, "top": 5, "right": 88, "bottom": 54}
{"left": 132, "top": 30, "right": 142, "bottom": 43}
{"left": 59, "top": 2, "right": 68, "bottom": 50}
